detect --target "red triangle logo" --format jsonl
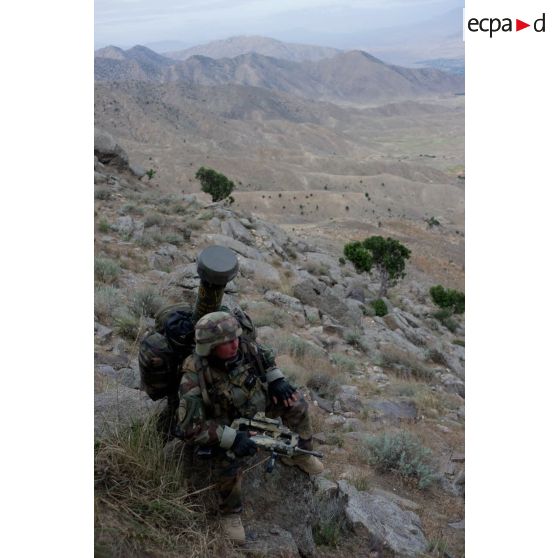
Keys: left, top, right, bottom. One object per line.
{"left": 516, "top": 19, "right": 530, "bottom": 31}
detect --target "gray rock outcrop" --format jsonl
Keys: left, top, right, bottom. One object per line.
{"left": 338, "top": 480, "right": 429, "bottom": 557}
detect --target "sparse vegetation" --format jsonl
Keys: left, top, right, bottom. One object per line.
{"left": 95, "top": 418, "right": 228, "bottom": 556}
{"left": 146, "top": 168, "right": 156, "bottom": 180}
{"left": 98, "top": 219, "right": 111, "bottom": 233}
{"left": 433, "top": 309, "right": 458, "bottom": 333}
{"left": 95, "top": 188, "right": 112, "bottom": 201}
{"left": 144, "top": 213, "right": 164, "bottom": 228}
{"left": 365, "top": 431, "right": 437, "bottom": 489}
{"left": 129, "top": 287, "right": 166, "bottom": 318}
{"left": 94, "top": 285, "right": 122, "bottom": 323}
{"left": 95, "top": 257, "right": 121, "bottom": 284}
{"left": 113, "top": 309, "right": 142, "bottom": 340}
{"left": 311, "top": 496, "right": 347, "bottom": 548}
{"left": 330, "top": 352, "right": 357, "bottom": 375}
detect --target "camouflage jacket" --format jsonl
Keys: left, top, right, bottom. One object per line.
{"left": 175, "top": 338, "right": 284, "bottom": 449}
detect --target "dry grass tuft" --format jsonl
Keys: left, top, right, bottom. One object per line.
{"left": 95, "top": 417, "right": 241, "bottom": 557}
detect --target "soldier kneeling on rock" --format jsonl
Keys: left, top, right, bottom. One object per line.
{"left": 173, "top": 310, "right": 324, "bottom": 545}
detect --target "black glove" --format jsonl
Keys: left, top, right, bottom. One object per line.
{"left": 268, "top": 378, "right": 297, "bottom": 405}
{"left": 231, "top": 431, "right": 258, "bottom": 457}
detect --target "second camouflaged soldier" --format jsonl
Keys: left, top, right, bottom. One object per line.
{"left": 173, "top": 310, "right": 324, "bottom": 544}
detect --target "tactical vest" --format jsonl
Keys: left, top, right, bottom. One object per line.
{"left": 194, "top": 337, "right": 273, "bottom": 420}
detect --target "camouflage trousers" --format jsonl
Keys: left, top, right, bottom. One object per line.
{"left": 215, "top": 395, "right": 313, "bottom": 514}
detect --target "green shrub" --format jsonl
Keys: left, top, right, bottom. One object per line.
{"left": 94, "top": 257, "right": 121, "bottom": 284}
{"left": 372, "top": 299, "right": 388, "bottom": 317}
{"left": 452, "top": 339, "right": 465, "bottom": 347}
{"left": 338, "top": 257, "right": 346, "bottom": 266}
{"left": 97, "top": 219, "right": 111, "bottom": 233}
{"left": 195, "top": 166, "right": 235, "bottom": 202}
{"left": 430, "top": 285, "right": 465, "bottom": 314}
{"left": 365, "top": 431, "right": 437, "bottom": 489}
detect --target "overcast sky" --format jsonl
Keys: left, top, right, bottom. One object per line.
{"left": 95, "top": 0, "right": 463, "bottom": 49}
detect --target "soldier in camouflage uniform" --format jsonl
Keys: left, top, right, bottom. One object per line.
{"left": 174, "top": 310, "right": 324, "bottom": 545}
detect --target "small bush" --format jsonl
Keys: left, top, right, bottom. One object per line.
{"left": 338, "top": 257, "right": 346, "bottom": 266}
{"left": 163, "top": 233, "right": 183, "bottom": 246}
{"left": 113, "top": 310, "right": 141, "bottom": 340}
{"left": 94, "top": 257, "right": 121, "bottom": 284}
{"left": 250, "top": 306, "right": 288, "bottom": 328}
{"left": 311, "top": 496, "right": 347, "bottom": 548}
{"left": 430, "top": 285, "right": 465, "bottom": 314}
{"left": 307, "top": 373, "right": 340, "bottom": 399}
{"left": 365, "top": 431, "right": 437, "bottom": 489}
{"left": 97, "top": 219, "right": 111, "bottom": 233}
{"left": 372, "top": 299, "right": 388, "bottom": 317}
{"left": 452, "top": 339, "right": 465, "bottom": 347}
{"left": 144, "top": 213, "right": 163, "bottom": 228}
{"left": 129, "top": 287, "right": 165, "bottom": 318}
{"left": 94, "top": 188, "right": 111, "bottom": 200}
{"left": 433, "top": 309, "right": 458, "bottom": 332}
{"left": 343, "top": 330, "right": 366, "bottom": 351}
{"left": 330, "top": 353, "right": 357, "bottom": 374}
{"left": 94, "top": 285, "right": 122, "bottom": 323}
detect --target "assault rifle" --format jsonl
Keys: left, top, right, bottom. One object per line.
{"left": 229, "top": 412, "right": 323, "bottom": 473}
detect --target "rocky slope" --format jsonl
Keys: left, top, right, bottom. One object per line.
{"left": 94, "top": 135, "right": 464, "bottom": 557}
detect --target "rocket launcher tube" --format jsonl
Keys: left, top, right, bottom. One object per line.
{"left": 192, "top": 245, "right": 239, "bottom": 323}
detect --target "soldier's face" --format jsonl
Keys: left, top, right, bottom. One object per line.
{"left": 214, "top": 337, "right": 240, "bottom": 360}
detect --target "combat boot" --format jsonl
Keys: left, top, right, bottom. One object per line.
{"left": 282, "top": 454, "right": 324, "bottom": 475}
{"left": 221, "top": 513, "right": 246, "bottom": 545}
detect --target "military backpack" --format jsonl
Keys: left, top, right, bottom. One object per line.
{"left": 139, "top": 304, "right": 257, "bottom": 402}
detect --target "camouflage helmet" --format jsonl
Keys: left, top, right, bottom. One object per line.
{"left": 195, "top": 311, "right": 242, "bottom": 356}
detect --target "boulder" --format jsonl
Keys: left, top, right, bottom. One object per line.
{"left": 243, "top": 461, "right": 317, "bottom": 556}
{"left": 94, "top": 385, "right": 163, "bottom": 439}
{"left": 94, "top": 128, "right": 129, "bottom": 169}
{"left": 242, "top": 522, "right": 300, "bottom": 557}
{"left": 264, "top": 290, "right": 304, "bottom": 313}
{"left": 238, "top": 256, "right": 281, "bottom": 286}
{"left": 336, "top": 385, "right": 363, "bottom": 413}
{"left": 440, "top": 373, "right": 465, "bottom": 398}
{"left": 365, "top": 399, "right": 418, "bottom": 421}
{"left": 206, "top": 233, "right": 263, "bottom": 260}
{"left": 221, "top": 218, "right": 254, "bottom": 245}
{"left": 128, "top": 162, "right": 146, "bottom": 178}
{"left": 293, "top": 278, "right": 360, "bottom": 327}
{"left": 338, "top": 480, "right": 428, "bottom": 557}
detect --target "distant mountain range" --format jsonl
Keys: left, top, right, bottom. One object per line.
{"left": 95, "top": 45, "right": 463, "bottom": 104}
{"left": 164, "top": 35, "right": 342, "bottom": 63}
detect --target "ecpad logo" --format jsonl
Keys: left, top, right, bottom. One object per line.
{"left": 468, "top": 13, "right": 546, "bottom": 37}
